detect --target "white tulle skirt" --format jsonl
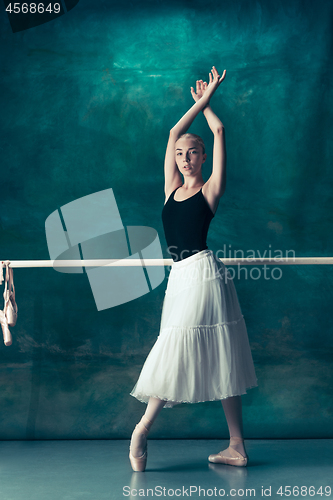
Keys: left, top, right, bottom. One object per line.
{"left": 130, "top": 249, "right": 258, "bottom": 408}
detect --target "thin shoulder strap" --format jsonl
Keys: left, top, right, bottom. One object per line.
{"left": 165, "top": 185, "right": 181, "bottom": 205}
{"left": 172, "top": 186, "right": 181, "bottom": 197}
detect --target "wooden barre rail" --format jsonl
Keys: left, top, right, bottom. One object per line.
{"left": 1, "top": 258, "right": 333, "bottom": 267}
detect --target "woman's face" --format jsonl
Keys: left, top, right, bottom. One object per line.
{"left": 175, "top": 138, "right": 206, "bottom": 176}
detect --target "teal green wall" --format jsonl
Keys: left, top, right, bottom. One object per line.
{"left": 0, "top": 0, "right": 332, "bottom": 439}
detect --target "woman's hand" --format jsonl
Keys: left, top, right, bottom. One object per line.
{"left": 190, "top": 66, "right": 226, "bottom": 105}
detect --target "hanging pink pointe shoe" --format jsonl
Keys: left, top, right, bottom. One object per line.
{"left": 0, "top": 309, "right": 12, "bottom": 346}
{"left": 208, "top": 436, "right": 248, "bottom": 467}
{"left": 129, "top": 415, "right": 152, "bottom": 472}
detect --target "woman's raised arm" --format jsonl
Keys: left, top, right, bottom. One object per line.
{"left": 164, "top": 67, "right": 226, "bottom": 199}
{"left": 190, "top": 67, "right": 227, "bottom": 211}
{"left": 203, "top": 104, "right": 226, "bottom": 198}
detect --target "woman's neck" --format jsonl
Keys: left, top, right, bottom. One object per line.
{"left": 182, "top": 175, "right": 204, "bottom": 190}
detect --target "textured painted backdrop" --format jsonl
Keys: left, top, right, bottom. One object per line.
{"left": 0, "top": 0, "right": 332, "bottom": 439}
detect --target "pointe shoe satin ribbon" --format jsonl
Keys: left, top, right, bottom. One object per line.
{"left": 129, "top": 416, "right": 152, "bottom": 472}
{"left": 0, "top": 264, "right": 4, "bottom": 286}
{"left": 208, "top": 437, "right": 248, "bottom": 467}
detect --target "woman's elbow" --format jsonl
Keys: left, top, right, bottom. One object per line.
{"left": 215, "top": 126, "right": 225, "bottom": 135}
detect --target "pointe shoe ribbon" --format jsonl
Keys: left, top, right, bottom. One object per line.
{"left": 208, "top": 437, "right": 248, "bottom": 467}
{"left": 0, "top": 263, "right": 4, "bottom": 286}
{"left": 129, "top": 416, "right": 152, "bottom": 472}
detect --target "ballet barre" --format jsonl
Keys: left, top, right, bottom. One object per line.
{"left": 1, "top": 257, "right": 333, "bottom": 267}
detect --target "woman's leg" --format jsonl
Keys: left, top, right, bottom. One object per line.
{"left": 144, "top": 396, "right": 167, "bottom": 424}
{"left": 130, "top": 397, "right": 166, "bottom": 458}
{"left": 221, "top": 395, "right": 247, "bottom": 458}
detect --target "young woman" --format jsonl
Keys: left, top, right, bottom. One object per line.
{"left": 129, "top": 66, "right": 258, "bottom": 471}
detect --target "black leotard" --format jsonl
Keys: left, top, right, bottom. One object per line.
{"left": 162, "top": 186, "right": 215, "bottom": 262}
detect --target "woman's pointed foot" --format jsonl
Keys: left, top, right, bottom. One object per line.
{"left": 129, "top": 415, "right": 152, "bottom": 472}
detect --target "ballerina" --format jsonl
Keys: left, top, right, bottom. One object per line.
{"left": 129, "top": 66, "right": 258, "bottom": 471}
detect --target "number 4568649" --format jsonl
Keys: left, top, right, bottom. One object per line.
{"left": 277, "top": 485, "right": 331, "bottom": 496}
{"left": 6, "top": 3, "right": 61, "bottom": 14}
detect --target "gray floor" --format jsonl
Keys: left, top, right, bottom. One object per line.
{"left": 0, "top": 440, "right": 332, "bottom": 499}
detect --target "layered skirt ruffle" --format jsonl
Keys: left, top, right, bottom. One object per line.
{"left": 130, "top": 249, "right": 258, "bottom": 408}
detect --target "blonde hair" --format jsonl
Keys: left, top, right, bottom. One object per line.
{"left": 176, "top": 133, "right": 206, "bottom": 155}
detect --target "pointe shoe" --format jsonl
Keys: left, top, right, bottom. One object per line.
{"left": 129, "top": 415, "right": 152, "bottom": 472}
{"left": 208, "top": 436, "right": 248, "bottom": 467}
{"left": 0, "top": 310, "right": 12, "bottom": 346}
